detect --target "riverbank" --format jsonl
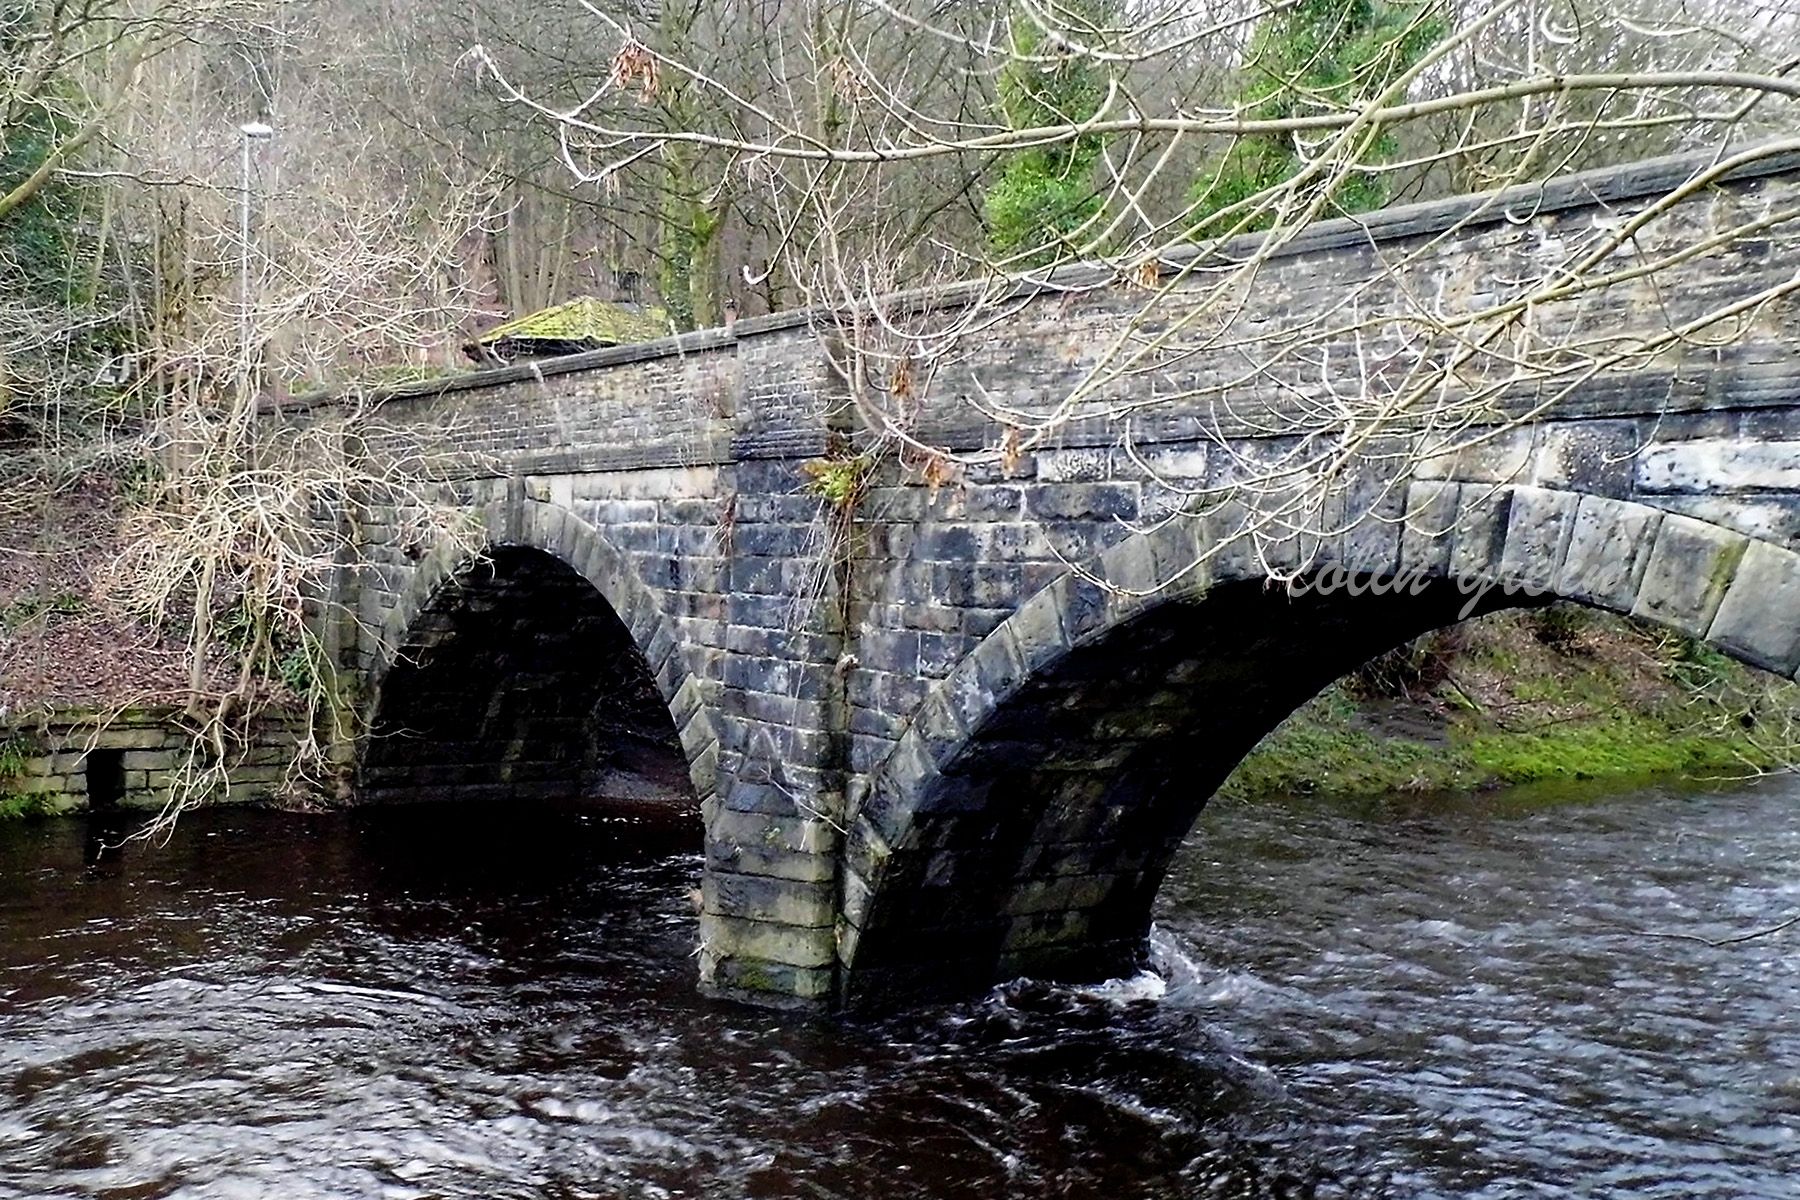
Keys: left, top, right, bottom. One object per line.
{"left": 1224, "top": 605, "right": 1800, "bottom": 800}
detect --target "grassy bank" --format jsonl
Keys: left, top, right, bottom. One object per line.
{"left": 1223, "top": 605, "right": 1800, "bottom": 801}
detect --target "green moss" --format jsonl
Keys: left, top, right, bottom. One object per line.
{"left": 1226, "top": 609, "right": 1800, "bottom": 801}
{"left": 1462, "top": 717, "right": 1763, "bottom": 785}
{"left": 1223, "top": 693, "right": 1474, "bottom": 800}
{"left": 474, "top": 297, "right": 670, "bottom": 349}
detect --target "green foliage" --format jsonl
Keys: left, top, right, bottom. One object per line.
{"left": 0, "top": 735, "right": 29, "bottom": 779}
{"left": 1191, "top": 0, "right": 1445, "bottom": 236}
{"left": 1227, "top": 610, "right": 1800, "bottom": 801}
{"left": 0, "top": 591, "right": 86, "bottom": 630}
{"left": 119, "top": 457, "right": 165, "bottom": 506}
{"left": 215, "top": 597, "right": 317, "bottom": 696}
{"left": 0, "top": 736, "right": 48, "bottom": 821}
{"left": 984, "top": 2, "right": 1113, "bottom": 263}
{"left": 799, "top": 454, "right": 870, "bottom": 509}
{"left": 0, "top": 72, "right": 83, "bottom": 302}
{"left": 1671, "top": 633, "right": 1735, "bottom": 677}
{"left": 278, "top": 646, "right": 316, "bottom": 695}
{"left": 0, "top": 792, "right": 55, "bottom": 820}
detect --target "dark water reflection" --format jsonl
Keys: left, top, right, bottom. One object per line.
{"left": 1, "top": 779, "right": 1797, "bottom": 1198}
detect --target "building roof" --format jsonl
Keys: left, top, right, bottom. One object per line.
{"left": 472, "top": 297, "right": 670, "bottom": 351}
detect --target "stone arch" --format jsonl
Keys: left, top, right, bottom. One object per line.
{"left": 359, "top": 497, "right": 719, "bottom": 807}
{"left": 839, "top": 483, "right": 1800, "bottom": 1006}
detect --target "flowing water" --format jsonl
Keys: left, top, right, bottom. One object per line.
{"left": 2, "top": 777, "right": 1797, "bottom": 1199}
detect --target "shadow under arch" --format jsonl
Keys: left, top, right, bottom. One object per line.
{"left": 359, "top": 499, "right": 719, "bottom": 812}
{"left": 839, "top": 486, "right": 1800, "bottom": 1007}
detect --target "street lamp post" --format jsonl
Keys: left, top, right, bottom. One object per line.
{"left": 238, "top": 122, "right": 273, "bottom": 392}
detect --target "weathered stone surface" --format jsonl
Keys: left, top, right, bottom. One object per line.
{"left": 1399, "top": 481, "right": 1460, "bottom": 579}
{"left": 1417, "top": 427, "right": 1534, "bottom": 484}
{"left": 1501, "top": 486, "right": 1578, "bottom": 591}
{"left": 1630, "top": 514, "right": 1748, "bottom": 637}
{"left": 704, "top": 914, "right": 837, "bottom": 969}
{"left": 1636, "top": 440, "right": 1800, "bottom": 494}
{"left": 0, "top": 711, "right": 305, "bottom": 813}
{"left": 1707, "top": 541, "right": 1800, "bottom": 674}
{"left": 703, "top": 872, "right": 836, "bottom": 928}
{"left": 1557, "top": 496, "right": 1662, "bottom": 612}
{"left": 1450, "top": 485, "right": 1514, "bottom": 584}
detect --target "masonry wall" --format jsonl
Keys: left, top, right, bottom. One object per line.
{"left": 320, "top": 149, "right": 1800, "bottom": 1007}
{"left": 0, "top": 709, "right": 305, "bottom": 815}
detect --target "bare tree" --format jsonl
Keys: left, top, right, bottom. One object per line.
{"left": 475, "top": 0, "right": 1800, "bottom": 587}
{"left": 2, "top": 0, "right": 497, "bottom": 829}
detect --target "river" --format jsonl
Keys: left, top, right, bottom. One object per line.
{"left": 1, "top": 777, "right": 1796, "bottom": 1198}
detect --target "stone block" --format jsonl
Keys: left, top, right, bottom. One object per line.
{"left": 1636, "top": 439, "right": 1800, "bottom": 494}
{"left": 1000, "top": 873, "right": 1119, "bottom": 916}
{"left": 94, "top": 728, "right": 175, "bottom": 750}
{"left": 1336, "top": 501, "right": 1402, "bottom": 579}
{"left": 841, "top": 815, "right": 893, "bottom": 887}
{"left": 1500, "top": 486, "right": 1577, "bottom": 591}
{"left": 703, "top": 955, "right": 834, "bottom": 1003}
{"left": 1706, "top": 540, "right": 1800, "bottom": 674}
{"left": 1416, "top": 427, "right": 1534, "bottom": 483}
{"left": 1533, "top": 419, "right": 1641, "bottom": 494}
{"left": 1005, "top": 587, "right": 1071, "bottom": 673}
{"left": 1556, "top": 495, "right": 1662, "bottom": 612}
{"left": 1449, "top": 484, "right": 1513, "bottom": 585}
{"left": 912, "top": 695, "right": 970, "bottom": 770}
{"left": 1649, "top": 495, "right": 1800, "bottom": 547}
{"left": 705, "top": 835, "right": 837, "bottom": 883}
{"left": 1057, "top": 573, "right": 1113, "bottom": 646}
{"left": 709, "top": 808, "right": 839, "bottom": 857}
{"left": 943, "top": 625, "right": 1026, "bottom": 733}
{"left": 917, "top": 631, "right": 968, "bottom": 676}
{"left": 877, "top": 732, "right": 940, "bottom": 819}
{"left": 1399, "top": 480, "right": 1460, "bottom": 579}
{"left": 702, "top": 914, "right": 836, "bottom": 969}
{"left": 839, "top": 867, "right": 873, "bottom": 932}
{"left": 1024, "top": 482, "right": 1139, "bottom": 522}
{"left": 704, "top": 872, "right": 836, "bottom": 928}
{"left": 1000, "top": 907, "right": 1096, "bottom": 952}
{"left": 1035, "top": 446, "right": 1114, "bottom": 482}
{"left": 1630, "top": 513, "right": 1747, "bottom": 637}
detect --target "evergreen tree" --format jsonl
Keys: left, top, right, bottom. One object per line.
{"left": 1192, "top": 0, "right": 1444, "bottom": 236}
{"left": 983, "top": 2, "right": 1113, "bottom": 264}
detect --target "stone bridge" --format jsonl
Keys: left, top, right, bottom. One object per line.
{"left": 301, "top": 148, "right": 1800, "bottom": 1009}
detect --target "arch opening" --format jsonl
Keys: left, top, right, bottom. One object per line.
{"left": 359, "top": 546, "right": 697, "bottom": 823}
{"left": 842, "top": 577, "right": 1590, "bottom": 1007}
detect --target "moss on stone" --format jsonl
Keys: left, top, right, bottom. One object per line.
{"left": 475, "top": 297, "right": 670, "bottom": 350}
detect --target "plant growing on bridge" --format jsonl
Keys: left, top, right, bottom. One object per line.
{"left": 799, "top": 452, "right": 872, "bottom": 510}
